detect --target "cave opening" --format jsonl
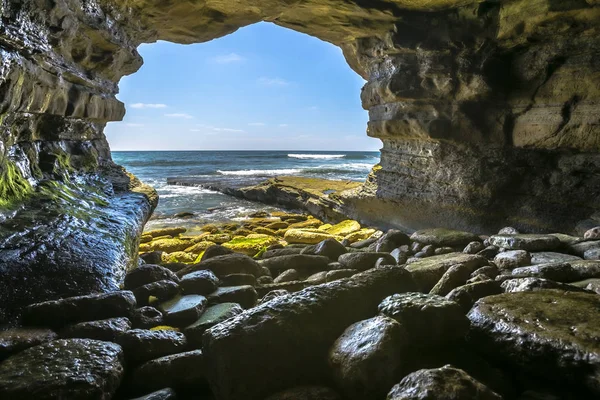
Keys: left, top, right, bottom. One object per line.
{"left": 105, "top": 22, "right": 381, "bottom": 234}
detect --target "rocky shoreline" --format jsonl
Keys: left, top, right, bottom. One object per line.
{"left": 1, "top": 209, "right": 599, "bottom": 399}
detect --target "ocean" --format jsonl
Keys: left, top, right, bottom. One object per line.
{"left": 111, "top": 150, "right": 380, "bottom": 233}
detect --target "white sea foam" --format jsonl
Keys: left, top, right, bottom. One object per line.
{"left": 216, "top": 168, "right": 301, "bottom": 176}
{"left": 158, "top": 185, "right": 219, "bottom": 198}
{"left": 288, "top": 154, "right": 346, "bottom": 159}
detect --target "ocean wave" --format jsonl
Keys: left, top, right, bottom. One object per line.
{"left": 288, "top": 154, "right": 346, "bottom": 159}
{"left": 217, "top": 168, "right": 302, "bottom": 176}
{"left": 157, "top": 185, "right": 220, "bottom": 198}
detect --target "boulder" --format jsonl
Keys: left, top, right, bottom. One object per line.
{"left": 429, "top": 264, "right": 472, "bottom": 296}
{"left": 179, "top": 270, "right": 220, "bottom": 295}
{"left": 261, "top": 254, "right": 331, "bottom": 274}
{"left": 378, "top": 292, "right": 468, "bottom": 344}
{"left": 371, "top": 230, "right": 411, "bottom": 253}
{"left": 133, "top": 280, "right": 180, "bottom": 306}
{"left": 386, "top": 365, "right": 502, "bottom": 400}
{"left": 338, "top": 252, "right": 396, "bottom": 271}
{"left": 471, "top": 265, "right": 499, "bottom": 280}
{"left": 306, "top": 238, "right": 348, "bottom": 261}
{"left": 464, "top": 241, "right": 486, "bottom": 254}
{"left": 223, "top": 235, "right": 279, "bottom": 256}
{"left": 177, "top": 253, "right": 261, "bottom": 278}
{"left": 585, "top": 247, "right": 600, "bottom": 260}
{"left": 468, "top": 290, "right": 600, "bottom": 396}
{"left": 207, "top": 285, "right": 258, "bottom": 309}
{"left": 118, "top": 329, "right": 188, "bottom": 365}
{"left": 500, "top": 278, "right": 590, "bottom": 293}
{"left": 202, "top": 265, "right": 417, "bottom": 400}
{"left": 568, "top": 240, "right": 600, "bottom": 257}
{"left": 184, "top": 241, "right": 217, "bottom": 254}
{"left": 488, "top": 234, "right": 561, "bottom": 251}
{"left": 530, "top": 252, "right": 582, "bottom": 265}
{"left": 146, "top": 228, "right": 186, "bottom": 238}
{"left": 256, "top": 281, "right": 307, "bottom": 297}
{"left": 446, "top": 281, "right": 502, "bottom": 312}
{"left": 390, "top": 247, "right": 410, "bottom": 264}
{"left": 184, "top": 303, "right": 244, "bottom": 347}
{"left": 22, "top": 291, "right": 136, "bottom": 328}
{"left": 329, "top": 316, "right": 409, "bottom": 399}
{"left": 129, "top": 388, "right": 177, "bottom": 400}
{"left": 325, "top": 220, "right": 361, "bottom": 236}
{"left": 200, "top": 244, "right": 235, "bottom": 262}
{"left": 584, "top": 227, "right": 600, "bottom": 240}
{"left": 493, "top": 250, "right": 531, "bottom": 270}
{"left": 0, "top": 339, "right": 124, "bottom": 399}
{"left": 326, "top": 269, "right": 358, "bottom": 282}
{"left": 60, "top": 317, "right": 131, "bottom": 342}
{"left": 131, "top": 306, "right": 163, "bottom": 329}
{"left": 411, "top": 228, "right": 481, "bottom": 247}
{"left": 511, "top": 263, "right": 579, "bottom": 282}
{"left": 139, "top": 238, "right": 192, "bottom": 254}
{"left": 0, "top": 328, "right": 57, "bottom": 361}
{"left": 477, "top": 246, "right": 500, "bottom": 259}
{"left": 265, "top": 386, "right": 341, "bottom": 400}
{"left": 140, "top": 251, "right": 163, "bottom": 265}
{"left": 305, "top": 271, "right": 329, "bottom": 285}
{"left": 261, "top": 247, "right": 303, "bottom": 259}
{"left": 130, "top": 350, "right": 207, "bottom": 393}
{"left": 125, "top": 265, "right": 180, "bottom": 290}
{"left": 220, "top": 273, "right": 257, "bottom": 287}
{"left": 284, "top": 229, "right": 338, "bottom": 244}
{"left": 405, "top": 253, "right": 488, "bottom": 292}
{"left": 349, "top": 236, "right": 378, "bottom": 249}
{"left": 157, "top": 295, "right": 207, "bottom": 326}
{"left": 274, "top": 269, "right": 302, "bottom": 283}
{"left": 258, "top": 290, "right": 290, "bottom": 305}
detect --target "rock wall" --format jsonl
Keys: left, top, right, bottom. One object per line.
{"left": 0, "top": 1, "right": 599, "bottom": 320}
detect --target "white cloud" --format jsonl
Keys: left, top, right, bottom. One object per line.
{"left": 165, "top": 113, "right": 194, "bottom": 119}
{"left": 214, "top": 128, "right": 245, "bottom": 133}
{"left": 211, "top": 53, "right": 245, "bottom": 64}
{"left": 125, "top": 123, "right": 144, "bottom": 127}
{"left": 189, "top": 129, "right": 201, "bottom": 132}
{"left": 308, "top": 106, "right": 318, "bottom": 111}
{"left": 248, "top": 122, "right": 266, "bottom": 126}
{"left": 130, "top": 103, "right": 167, "bottom": 109}
{"left": 258, "top": 77, "right": 290, "bottom": 86}
{"left": 279, "top": 124, "right": 289, "bottom": 127}
{"left": 194, "top": 124, "right": 244, "bottom": 133}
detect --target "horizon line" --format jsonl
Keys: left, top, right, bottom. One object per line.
{"left": 110, "top": 149, "right": 381, "bottom": 152}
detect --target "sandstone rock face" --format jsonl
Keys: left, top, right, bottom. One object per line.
{"left": 468, "top": 290, "right": 600, "bottom": 396}
{"left": 202, "top": 265, "right": 416, "bottom": 400}
{"left": 1, "top": 0, "right": 600, "bottom": 325}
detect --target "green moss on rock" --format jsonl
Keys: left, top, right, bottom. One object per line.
{"left": 0, "top": 161, "right": 33, "bottom": 209}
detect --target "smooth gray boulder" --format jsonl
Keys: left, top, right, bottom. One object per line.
{"left": 488, "top": 234, "right": 561, "bottom": 251}
{"left": 338, "top": 252, "right": 396, "bottom": 271}
{"left": 60, "top": 317, "right": 131, "bottom": 342}
{"left": 410, "top": 228, "right": 481, "bottom": 247}
{"left": 130, "top": 350, "right": 207, "bottom": 393}
{"left": 203, "top": 265, "right": 417, "bottom": 400}
{"left": 405, "top": 253, "right": 488, "bottom": 292}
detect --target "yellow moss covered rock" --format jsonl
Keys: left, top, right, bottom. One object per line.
{"left": 150, "top": 325, "right": 180, "bottom": 332}
{"left": 253, "top": 227, "right": 277, "bottom": 236}
{"left": 200, "top": 224, "right": 221, "bottom": 233}
{"left": 223, "top": 234, "right": 279, "bottom": 256}
{"left": 184, "top": 241, "right": 217, "bottom": 253}
{"left": 145, "top": 227, "right": 187, "bottom": 238}
{"left": 284, "top": 229, "right": 339, "bottom": 244}
{"left": 289, "top": 219, "right": 323, "bottom": 229}
{"left": 232, "top": 228, "right": 254, "bottom": 236}
{"left": 140, "top": 234, "right": 153, "bottom": 243}
{"left": 204, "top": 234, "right": 231, "bottom": 244}
{"left": 326, "top": 220, "right": 361, "bottom": 236}
{"left": 265, "top": 221, "right": 288, "bottom": 230}
{"left": 344, "top": 228, "right": 377, "bottom": 243}
{"left": 162, "top": 251, "right": 197, "bottom": 264}
{"left": 139, "top": 238, "right": 192, "bottom": 253}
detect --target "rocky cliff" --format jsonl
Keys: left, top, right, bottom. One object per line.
{"left": 1, "top": 0, "right": 599, "bottom": 321}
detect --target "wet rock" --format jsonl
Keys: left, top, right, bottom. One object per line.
{"left": 585, "top": 247, "right": 600, "bottom": 260}
{"left": 411, "top": 228, "right": 481, "bottom": 247}
{"left": 531, "top": 252, "right": 582, "bottom": 265}
{"left": 467, "top": 274, "right": 491, "bottom": 284}
{"left": 378, "top": 292, "right": 468, "bottom": 344}
{"left": 265, "top": 386, "right": 342, "bottom": 400}
{"left": 338, "top": 252, "right": 396, "bottom": 271}
{"left": 207, "top": 285, "right": 257, "bottom": 309}
{"left": 494, "top": 250, "right": 531, "bottom": 270}
{"left": 305, "top": 271, "right": 329, "bottom": 285}
{"left": 129, "top": 388, "right": 177, "bottom": 400}
{"left": 390, "top": 247, "right": 410, "bottom": 264}
{"left": 131, "top": 350, "right": 207, "bottom": 393}
{"left": 584, "top": 227, "right": 600, "bottom": 240}
{"left": 125, "top": 265, "right": 180, "bottom": 290}
{"left": 140, "top": 252, "right": 163, "bottom": 265}
{"left": 0, "top": 328, "right": 57, "bottom": 361}
{"left": 131, "top": 306, "right": 163, "bottom": 329}
{"left": 284, "top": 229, "right": 339, "bottom": 245}
{"left": 179, "top": 270, "right": 219, "bottom": 295}
{"left": 118, "top": 329, "right": 187, "bottom": 365}
{"left": 568, "top": 240, "right": 600, "bottom": 257}
{"left": 429, "top": 264, "right": 472, "bottom": 296}
{"left": 274, "top": 269, "right": 302, "bottom": 283}
{"left": 133, "top": 280, "right": 180, "bottom": 306}
{"left": 0, "top": 339, "right": 124, "bottom": 399}
{"left": 501, "top": 278, "right": 590, "bottom": 293}
{"left": 468, "top": 290, "right": 600, "bottom": 396}
{"left": 160, "top": 263, "right": 188, "bottom": 273}
{"left": 375, "top": 256, "right": 397, "bottom": 268}
{"left": 262, "top": 247, "right": 304, "bottom": 258}
{"left": 446, "top": 281, "right": 502, "bottom": 312}
{"left": 178, "top": 253, "right": 261, "bottom": 278}
{"left": 60, "top": 317, "right": 131, "bottom": 342}
{"left": 386, "top": 365, "right": 502, "bottom": 400}
{"left": 488, "top": 234, "right": 561, "bottom": 252}
{"left": 499, "top": 227, "right": 519, "bottom": 235}
{"left": 184, "top": 303, "right": 244, "bottom": 347}
{"left": 203, "top": 265, "right": 417, "bottom": 400}
{"left": 464, "top": 241, "right": 486, "bottom": 254}
{"left": 477, "top": 246, "right": 500, "bottom": 259}
{"left": 220, "top": 273, "right": 257, "bottom": 287}
{"left": 147, "top": 228, "right": 186, "bottom": 238}
{"left": 310, "top": 238, "right": 348, "bottom": 260}
{"left": 434, "top": 247, "right": 455, "bottom": 256}
{"left": 158, "top": 295, "right": 207, "bottom": 326}
{"left": 200, "top": 245, "right": 235, "bottom": 262}
{"left": 23, "top": 291, "right": 136, "bottom": 328}
{"left": 405, "top": 253, "right": 488, "bottom": 292}
{"left": 256, "top": 281, "right": 307, "bottom": 297}
{"left": 326, "top": 269, "right": 358, "bottom": 282}
{"left": 511, "top": 262, "right": 579, "bottom": 282}
{"left": 371, "top": 230, "right": 411, "bottom": 253}
{"left": 471, "top": 265, "right": 499, "bottom": 280}
{"left": 260, "top": 254, "right": 331, "bottom": 274}
{"left": 258, "top": 290, "right": 290, "bottom": 305}
{"left": 329, "top": 316, "right": 408, "bottom": 399}
{"left": 349, "top": 236, "right": 378, "bottom": 249}
{"left": 257, "top": 276, "right": 273, "bottom": 285}
{"left": 583, "top": 279, "right": 600, "bottom": 294}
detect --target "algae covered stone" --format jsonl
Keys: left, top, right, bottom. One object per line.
{"left": 488, "top": 234, "right": 561, "bottom": 251}
{"left": 140, "top": 238, "right": 192, "bottom": 253}
{"left": 284, "top": 229, "right": 339, "bottom": 244}
{"left": 405, "top": 253, "right": 488, "bottom": 292}
{"left": 326, "top": 220, "right": 361, "bottom": 236}
{"left": 222, "top": 234, "right": 279, "bottom": 256}
{"left": 411, "top": 228, "right": 481, "bottom": 247}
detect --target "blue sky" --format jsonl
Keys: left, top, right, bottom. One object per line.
{"left": 105, "top": 22, "right": 380, "bottom": 151}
